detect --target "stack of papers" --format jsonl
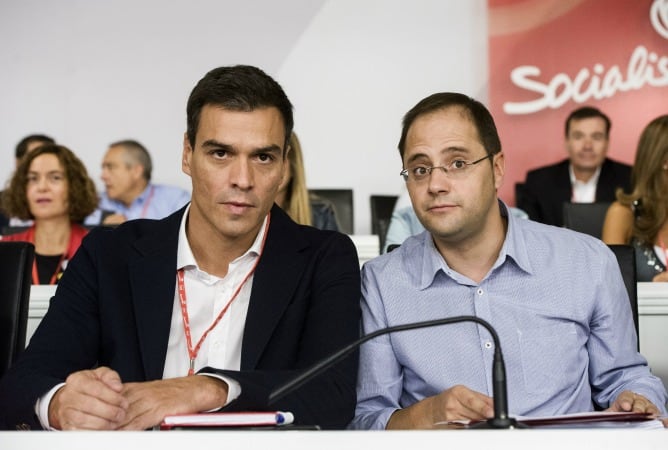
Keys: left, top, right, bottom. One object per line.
{"left": 435, "top": 411, "right": 662, "bottom": 429}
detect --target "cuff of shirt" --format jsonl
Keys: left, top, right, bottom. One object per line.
{"left": 35, "top": 382, "right": 66, "bottom": 430}
{"left": 198, "top": 373, "right": 241, "bottom": 410}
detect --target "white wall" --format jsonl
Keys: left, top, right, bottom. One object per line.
{"left": 0, "top": 0, "right": 487, "bottom": 234}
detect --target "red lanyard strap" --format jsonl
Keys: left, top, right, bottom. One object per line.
{"left": 177, "top": 214, "right": 271, "bottom": 376}
{"left": 26, "top": 226, "right": 69, "bottom": 285}
{"left": 140, "top": 185, "right": 155, "bottom": 219}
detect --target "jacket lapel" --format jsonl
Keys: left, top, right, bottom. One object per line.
{"left": 240, "top": 206, "right": 309, "bottom": 369}
{"left": 555, "top": 160, "right": 572, "bottom": 202}
{"left": 595, "top": 158, "right": 614, "bottom": 201}
{"left": 128, "top": 210, "right": 183, "bottom": 380}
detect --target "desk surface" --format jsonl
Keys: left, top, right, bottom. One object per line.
{"left": 1, "top": 429, "right": 666, "bottom": 449}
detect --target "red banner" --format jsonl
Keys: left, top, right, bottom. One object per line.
{"left": 488, "top": 0, "right": 668, "bottom": 205}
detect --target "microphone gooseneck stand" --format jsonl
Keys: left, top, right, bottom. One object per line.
{"left": 269, "top": 315, "right": 523, "bottom": 429}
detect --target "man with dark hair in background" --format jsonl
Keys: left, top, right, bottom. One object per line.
{"left": 84, "top": 140, "right": 191, "bottom": 225}
{"left": 517, "top": 106, "right": 631, "bottom": 227}
{"left": 0, "top": 65, "right": 361, "bottom": 431}
{"left": 14, "top": 134, "right": 56, "bottom": 166}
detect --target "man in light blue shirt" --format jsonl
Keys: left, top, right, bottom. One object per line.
{"left": 85, "top": 140, "right": 190, "bottom": 225}
{"left": 349, "top": 92, "right": 667, "bottom": 430}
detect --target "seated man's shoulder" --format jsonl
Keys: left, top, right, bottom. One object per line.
{"left": 367, "top": 231, "right": 424, "bottom": 271}
{"left": 525, "top": 159, "right": 569, "bottom": 181}
{"left": 85, "top": 209, "right": 180, "bottom": 245}
{"left": 154, "top": 183, "right": 191, "bottom": 197}
{"left": 521, "top": 217, "right": 611, "bottom": 258}
{"left": 604, "top": 158, "right": 633, "bottom": 173}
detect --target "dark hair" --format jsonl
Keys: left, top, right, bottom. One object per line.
{"left": 564, "top": 106, "right": 611, "bottom": 137}
{"left": 15, "top": 134, "right": 55, "bottom": 159}
{"left": 110, "top": 139, "right": 153, "bottom": 182}
{"left": 398, "top": 92, "right": 501, "bottom": 160}
{"left": 186, "top": 65, "right": 294, "bottom": 151}
{"left": 2, "top": 144, "right": 98, "bottom": 222}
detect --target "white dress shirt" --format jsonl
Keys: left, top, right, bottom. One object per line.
{"left": 569, "top": 164, "right": 601, "bottom": 203}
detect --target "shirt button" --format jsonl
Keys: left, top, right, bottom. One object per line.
{"left": 477, "top": 288, "right": 484, "bottom": 295}
{"left": 484, "top": 341, "right": 492, "bottom": 349}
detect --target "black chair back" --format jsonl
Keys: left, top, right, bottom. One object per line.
{"left": 562, "top": 202, "right": 612, "bottom": 239}
{"left": 607, "top": 244, "right": 639, "bottom": 350}
{"left": 309, "top": 189, "right": 354, "bottom": 235}
{"left": 370, "top": 195, "right": 398, "bottom": 251}
{"left": 0, "top": 241, "right": 35, "bottom": 377}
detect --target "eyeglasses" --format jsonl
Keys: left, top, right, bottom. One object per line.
{"left": 400, "top": 154, "right": 494, "bottom": 182}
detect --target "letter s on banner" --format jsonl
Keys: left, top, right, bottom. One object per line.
{"left": 503, "top": 66, "right": 550, "bottom": 115}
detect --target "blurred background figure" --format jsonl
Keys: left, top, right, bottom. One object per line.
{"left": 602, "top": 114, "right": 668, "bottom": 282}
{"left": 518, "top": 106, "right": 631, "bottom": 227}
{"left": 1, "top": 144, "right": 98, "bottom": 284}
{"left": 1, "top": 134, "right": 56, "bottom": 229}
{"left": 275, "top": 132, "right": 340, "bottom": 231}
{"left": 85, "top": 140, "right": 190, "bottom": 225}
{"left": 13, "top": 134, "right": 56, "bottom": 168}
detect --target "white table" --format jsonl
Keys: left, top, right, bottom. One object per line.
{"left": 1, "top": 428, "right": 666, "bottom": 450}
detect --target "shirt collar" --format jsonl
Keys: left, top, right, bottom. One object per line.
{"left": 176, "top": 204, "right": 269, "bottom": 272}
{"left": 133, "top": 183, "right": 154, "bottom": 204}
{"left": 569, "top": 164, "right": 601, "bottom": 187}
{"left": 418, "top": 200, "right": 533, "bottom": 289}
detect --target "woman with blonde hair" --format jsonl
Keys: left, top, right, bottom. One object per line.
{"left": 1, "top": 144, "right": 98, "bottom": 284}
{"left": 602, "top": 114, "right": 668, "bottom": 282}
{"left": 276, "top": 132, "right": 340, "bottom": 231}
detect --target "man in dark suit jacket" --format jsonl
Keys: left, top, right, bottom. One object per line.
{"left": 0, "top": 65, "right": 361, "bottom": 431}
{"left": 518, "top": 106, "right": 631, "bottom": 227}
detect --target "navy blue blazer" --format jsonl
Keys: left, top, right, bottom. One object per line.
{"left": 518, "top": 158, "right": 631, "bottom": 227}
{"left": 0, "top": 205, "right": 361, "bottom": 430}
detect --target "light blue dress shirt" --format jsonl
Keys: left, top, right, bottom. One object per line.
{"left": 85, "top": 183, "right": 191, "bottom": 225}
{"left": 350, "top": 202, "right": 667, "bottom": 430}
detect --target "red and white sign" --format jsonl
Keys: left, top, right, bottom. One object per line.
{"left": 488, "top": 0, "right": 668, "bottom": 205}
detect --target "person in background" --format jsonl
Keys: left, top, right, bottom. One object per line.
{"left": 0, "top": 65, "right": 360, "bottom": 431}
{"left": 1, "top": 134, "right": 56, "bottom": 229}
{"left": 349, "top": 92, "right": 667, "bottom": 430}
{"left": 518, "top": 106, "right": 631, "bottom": 227}
{"left": 1, "top": 144, "right": 97, "bottom": 284}
{"left": 13, "top": 134, "right": 56, "bottom": 168}
{"left": 275, "top": 132, "right": 340, "bottom": 231}
{"left": 84, "top": 140, "right": 190, "bottom": 225}
{"left": 602, "top": 114, "right": 668, "bottom": 282}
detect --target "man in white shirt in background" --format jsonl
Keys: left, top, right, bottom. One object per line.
{"left": 517, "top": 106, "right": 631, "bottom": 227}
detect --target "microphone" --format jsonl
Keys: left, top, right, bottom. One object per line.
{"left": 269, "top": 315, "right": 521, "bottom": 429}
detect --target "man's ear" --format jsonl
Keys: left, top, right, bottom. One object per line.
{"left": 493, "top": 152, "right": 505, "bottom": 190}
{"left": 182, "top": 132, "right": 192, "bottom": 176}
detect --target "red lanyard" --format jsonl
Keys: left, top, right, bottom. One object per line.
{"left": 177, "top": 214, "right": 270, "bottom": 376}
{"left": 32, "top": 253, "right": 66, "bottom": 285}
{"left": 26, "top": 226, "right": 69, "bottom": 285}
{"left": 140, "top": 186, "right": 155, "bottom": 218}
